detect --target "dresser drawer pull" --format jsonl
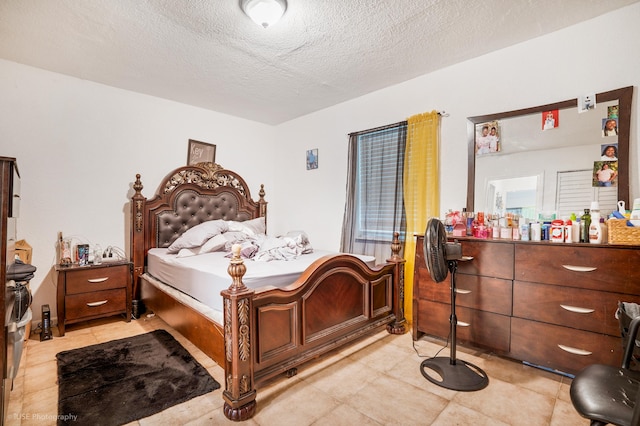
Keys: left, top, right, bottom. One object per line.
{"left": 454, "top": 288, "right": 472, "bottom": 294}
{"left": 86, "top": 300, "right": 108, "bottom": 307}
{"left": 457, "top": 321, "right": 470, "bottom": 327}
{"left": 560, "top": 304, "right": 595, "bottom": 314}
{"left": 557, "top": 344, "right": 592, "bottom": 356}
{"left": 87, "top": 277, "right": 109, "bottom": 283}
{"left": 561, "top": 265, "right": 597, "bottom": 272}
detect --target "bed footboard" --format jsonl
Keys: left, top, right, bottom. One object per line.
{"left": 221, "top": 234, "right": 406, "bottom": 421}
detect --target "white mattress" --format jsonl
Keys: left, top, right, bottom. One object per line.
{"left": 147, "top": 248, "right": 375, "bottom": 314}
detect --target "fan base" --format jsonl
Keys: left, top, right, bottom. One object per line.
{"left": 420, "top": 357, "right": 489, "bottom": 392}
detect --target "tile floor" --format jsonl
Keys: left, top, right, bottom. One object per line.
{"left": 6, "top": 315, "right": 589, "bottom": 425}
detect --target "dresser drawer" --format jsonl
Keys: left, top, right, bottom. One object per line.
{"left": 515, "top": 244, "right": 640, "bottom": 294}
{"left": 417, "top": 300, "right": 510, "bottom": 353}
{"left": 513, "top": 281, "right": 634, "bottom": 336}
{"left": 419, "top": 274, "right": 512, "bottom": 316}
{"left": 66, "top": 264, "right": 129, "bottom": 294}
{"left": 65, "top": 288, "right": 127, "bottom": 320}
{"left": 456, "top": 240, "right": 514, "bottom": 280}
{"left": 510, "top": 317, "right": 621, "bottom": 375}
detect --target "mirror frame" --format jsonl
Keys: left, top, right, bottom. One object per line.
{"left": 466, "top": 86, "right": 633, "bottom": 213}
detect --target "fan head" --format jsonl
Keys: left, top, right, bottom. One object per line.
{"left": 423, "top": 218, "right": 462, "bottom": 283}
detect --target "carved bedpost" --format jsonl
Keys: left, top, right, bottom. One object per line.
{"left": 130, "top": 174, "right": 146, "bottom": 302}
{"left": 221, "top": 245, "right": 257, "bottom": 421}
{"left": 386, "top": 232, "right": 407, "bottom": 335}
{"left": 258, "top": 184, "right": 267, "bottom": 233}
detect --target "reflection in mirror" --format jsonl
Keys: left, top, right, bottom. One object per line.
{"left": 467, "top": 86, "right": 632, "bottom": 219}
{"left": 485, "top": 175, "right": 540, "bottom": 221}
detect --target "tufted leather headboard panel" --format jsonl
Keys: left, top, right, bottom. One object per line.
{"left": 155, "top": 189, "right": 252, "bottom": 247}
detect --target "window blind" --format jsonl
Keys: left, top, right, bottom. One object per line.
{"left": 556, "top": 169, "right": 617, "bottom": 217}
{"left": 355, "top": 123, "right": 407, "bottom": 241}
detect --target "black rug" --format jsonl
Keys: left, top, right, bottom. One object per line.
{"left": 56, "top": 329, "right": 220, "bottom": 426}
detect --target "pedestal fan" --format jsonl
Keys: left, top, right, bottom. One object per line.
{"left": 419, "top": 218, "right": 489, "bottom": 391}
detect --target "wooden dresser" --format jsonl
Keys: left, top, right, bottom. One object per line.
{"left": 56, "top": 261, "right": 132, "bottom": 336}
{"left": 413, "top": 235, "right": 640, "bottom": 375}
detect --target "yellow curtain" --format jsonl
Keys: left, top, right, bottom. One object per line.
{"left": 403, "top": 111, "right": 439, "bottom": 325}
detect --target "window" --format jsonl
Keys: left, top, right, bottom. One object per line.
{"left": 353, "top": 123, "right": 407, "bottom": 242}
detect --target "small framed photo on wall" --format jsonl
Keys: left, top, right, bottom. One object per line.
{"left": 187, "top": 139, "right": 216, "bottom": 165}
{"left": 306, "top": 149, "right": 318, "bottom": 170}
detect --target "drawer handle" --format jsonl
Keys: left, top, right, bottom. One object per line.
{"left": 560, "top": 304, "right": 595, "bottom": 314}
{"left": 457, "top": 321, "right": 470, "bottom": 327}
{"left": 561, "top": 265, "right": 597, "bottom": 272}
{"left": 88, "top": 277, "right": 109, "bottom": 283}
{"left": 87, "top": 300, "right": 108, "bottom": 307}
{"left": 455, "top": 288, "right": 472, "bottom": 294}
{"left": 557, "top": 344, "right": 592, "bottom": 356}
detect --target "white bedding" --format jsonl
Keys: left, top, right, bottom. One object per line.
{"left": 147, "top": 248, "right": 375, "bottom": 314}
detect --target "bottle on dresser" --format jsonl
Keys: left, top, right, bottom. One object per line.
{"left": 570, "top": 213, "right": 580, "bottom": 243}
{"left": 588, "top": 202, "right": 603, "bottom": 244}
{"left": 580, "top": 209, "right": 591, "bottom": 243}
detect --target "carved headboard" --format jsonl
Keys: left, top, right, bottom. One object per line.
{"left": 130, "top": 162, "right": 267, "bottom": 299}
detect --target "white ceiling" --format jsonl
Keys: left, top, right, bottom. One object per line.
{"left": 1, "top": 0, "right": 637, "bottom": 125}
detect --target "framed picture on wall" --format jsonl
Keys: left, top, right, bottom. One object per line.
{"left": 306, "top": 149, "right": 318, "bottom": 170}
{"left": 187, "top": 139, "right": 216, "bottom": 165}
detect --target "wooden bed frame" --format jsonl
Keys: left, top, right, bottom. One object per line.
{"left": 130, "top": 163, "right": 407, "bottom": 421}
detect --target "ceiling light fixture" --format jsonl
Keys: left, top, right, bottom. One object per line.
{"left": 240, "top": 0, "right": 287, "bottom": 28}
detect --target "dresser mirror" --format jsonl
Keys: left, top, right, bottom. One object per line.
{"left": 466, "top": 86, "right": 633, "bottom": 220}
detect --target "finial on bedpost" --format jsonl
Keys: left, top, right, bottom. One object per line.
{"left": 133, "top": 173, "right": 143, "bottom": 195}
{"left": 388, "top": 231, "right": 402, "bottom": 262}
{"left": 386, "top": 231, "right": 407, "bottom": 335}
{"left": 227, "top": 244, "right": 247, "bottom": 292}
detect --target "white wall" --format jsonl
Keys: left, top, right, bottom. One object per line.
{"left": 1, "top": 3, "right": 639, "bottom": 323}
{"left": 0, "top": 61, "right": 276, "bottom": 322}
{"left": 272, "top": 3, "right": 640, "bottom": 252}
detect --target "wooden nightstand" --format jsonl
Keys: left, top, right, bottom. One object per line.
{"left": 55, "top": 261, "right": 132, "bottom": 336}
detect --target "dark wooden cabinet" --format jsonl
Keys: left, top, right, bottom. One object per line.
{"left": 0, "top": 157, "right": 18, "bottom": 425}
{"left": 56, "top": 261, "right": 132, "bottom": 336}
{"left": 413, "top": 236, "right": 640, "bottom": 375}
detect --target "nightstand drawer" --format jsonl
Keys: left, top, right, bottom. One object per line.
{"left": 66, "top": 264, "right": 129, "bottom": 294}
{"left": 65, "top": 288, "right": 127, "bottom": 320}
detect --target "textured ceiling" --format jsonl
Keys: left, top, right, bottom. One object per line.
{"left": 0, "top": 0, "right": 637, "bottom": 124}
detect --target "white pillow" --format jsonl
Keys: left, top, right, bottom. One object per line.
{"left": 167, "top": 220, "right": 229, "bottom": 253}
{"left": 227, "top": 217, "right": 266, "bottom": 236}
{"left": 199, "top": 233, "right": 227, "bottom": 253}
{"left": 174, "top": 234, "right": 228, "bottom": 258}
